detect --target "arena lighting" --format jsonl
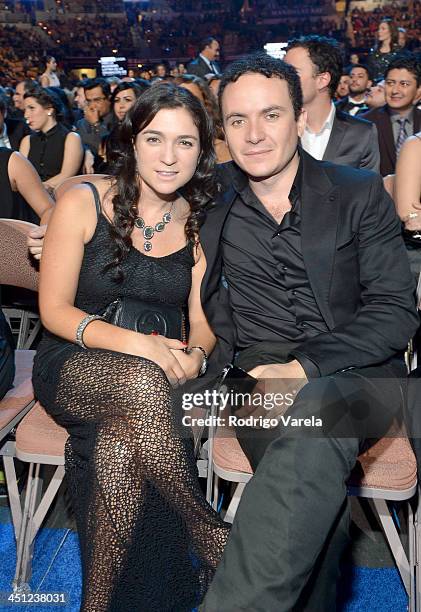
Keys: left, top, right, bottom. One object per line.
{"left": 264, "top": 42, "right": 288, "bottom": 60}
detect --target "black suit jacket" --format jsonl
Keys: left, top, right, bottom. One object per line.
{"left": 361, "top": 105, "right": 421, "bottom": 176}
{"left": 200, "top": 150, "right": 418, "bottom": 376}
{"left": 5, "top": 118, "right": 30, "bottom": 151}
{"left": 322, "top": 109, "right": 380, "bottom": 171}
{"left": 187, "top": 56, "right": 218, "bottom": 79}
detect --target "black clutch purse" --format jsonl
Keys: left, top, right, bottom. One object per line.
{"left": 103, "top": 297, "right": 188, "bottom": 342}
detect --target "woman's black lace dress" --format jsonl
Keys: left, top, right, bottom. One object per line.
{"left": 32, "top": 183, "right": 229, "bottom": 612}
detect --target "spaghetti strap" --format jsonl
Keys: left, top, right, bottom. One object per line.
{"left": 82, "top": 181, "right": 102, "bottom": 218}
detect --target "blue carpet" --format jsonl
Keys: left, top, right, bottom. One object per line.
{"left": 0, "top": 519, "right": 408, "bottom": 612}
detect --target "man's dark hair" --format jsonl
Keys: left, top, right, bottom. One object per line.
{"left": 18, "top": 79, "right": 37, "bottom": 94}
{"left": 218, "top": 52, "right": 303, "bottom": 120}
{"left": 199, "top": 37, "right": 218, "bottom": 53}
{"left": 349, "top": 63, "right": 372, "bottom": 81}
{"left": 83, "top": 77, "right": 111, "bottom": 98}
{"left": 286, "top": 35, "right": 343, "bottom": 98}
{"left": 385, "top": 54, "right": 421, "bottom": 87}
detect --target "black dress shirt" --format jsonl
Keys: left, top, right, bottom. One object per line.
{"left": 221, "top": 157, "right": 328, "bottom": 350}
{"left": 28, "top": 123, "right": 69, "bottom": 181}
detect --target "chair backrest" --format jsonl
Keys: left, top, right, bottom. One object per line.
{"left": 0, "top": 219, "right": 39, "bottom": 291}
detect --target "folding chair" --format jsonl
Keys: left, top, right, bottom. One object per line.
{"left": 205, "top": 410, "right": 418, "bottom": 611}
{"left": 0, "top": 218, "right": 39, "bottom": 446}
{"left": 0, "top": 218, "right": 41, "bottom": 349}
{"left": 0, "top": 219, "right": 69, "bottom": 592}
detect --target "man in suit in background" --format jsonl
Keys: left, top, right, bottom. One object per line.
{"left": 187, "top": 37, "right": 221, "bottom": 80}
{"left": 285, "top": 35, "right": 380, "bottom": 171}
{"left": 0, "top": 96, "right": 30, "bottom": 151}
{"left": 362, "top": 55, "right": 421, "bottom": 176}
{"left": 336, "top": 64, "right": 372, "bottom": 116}
{"left": 199, "top": 53, "right": 417, "bottom": 611}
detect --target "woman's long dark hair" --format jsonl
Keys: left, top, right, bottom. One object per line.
{"left": 376, "top": 18, "right": 399, "bottom": 52}
{"left": 107, "top": 82, "right": 216, "bottom": 281}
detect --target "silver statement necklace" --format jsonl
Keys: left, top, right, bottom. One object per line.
{"left": 134, "top": 201, "right": 175, "bottom": 252}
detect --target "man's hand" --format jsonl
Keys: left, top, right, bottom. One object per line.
{"left": 27, "top": 224, "right": 47, "bottom": 260}
{"left": 235, "top": 360, "right": 308, "bottom": 424}
{"left": 83, "top": 149, "right": 95, "bottom": 174}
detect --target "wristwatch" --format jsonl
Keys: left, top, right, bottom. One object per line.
{"left": 190, "top": 346, "right": 208, "bottom": 376}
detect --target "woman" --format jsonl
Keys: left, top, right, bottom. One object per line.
{"left": 0, "top": 147, "right": 53, "bottom": 223}
{"left": 367, "top": 18, "right": 402, "bottom": 81}
{"left": 394, "top": 133, "right": 421, "bottom": 276}
{"left": 174, "top": 74, "right": 231, "bottom": 163}
{"left": 96, "top": 81, "right": 148, "bottom": 172}
{"left": 19, "top": 87, "right": 83, "bottom": 192}
{"left": 32, "top": 83, "right": 229, "bottom": 612}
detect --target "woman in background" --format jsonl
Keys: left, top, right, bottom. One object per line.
{"left": 367, "top": 18, "right": 402, "bottom": 81}
{"left": 0, "top": 147, "right": 53, "bottom": 223}
{"left": 20, "top": 87, "right": 83, "bottom": 192}
{"left": 394, "top": 133, "right": 421, "bottom": 277}
{"left": 174, "top": 74, "right": 231, "bottom": 163}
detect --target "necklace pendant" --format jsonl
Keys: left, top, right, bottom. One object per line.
{"left": 134, "top": 217, "right": 145, "bottom": 229}
{"left": 155, "top": 221, "right": 165, "bottom": 232}
{"left": 143, "top": 225, "right": 154, "bottom": 240}
{"left": 144, "top": 241, "right": 153, "bottom": 252}
{"left": 163, "top": 212, "right": 172, "bottom": 224}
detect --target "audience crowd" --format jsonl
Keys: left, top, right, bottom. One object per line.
{"left": 0, "top": 2, "right": 421, "bottom": 611}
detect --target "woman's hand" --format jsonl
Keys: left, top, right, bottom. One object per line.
{"left": 27, "top": 224, "right": 47, "bottom": 260}
{"left": 127, "top": 332, "right": 188, "bottom": 387}
{"left": 404, "top": 203, "right": 421, "bottom": 231}
{"left": 171, "top": 348, "right": 203, "bottom": 380}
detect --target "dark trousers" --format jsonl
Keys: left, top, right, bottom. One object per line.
{"left": 201, "top": 343, "right": 406, "bottom": 612}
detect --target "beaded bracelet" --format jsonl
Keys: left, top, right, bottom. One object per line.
{"left": 75, "top": 314, "right": 103, "bottom": 349}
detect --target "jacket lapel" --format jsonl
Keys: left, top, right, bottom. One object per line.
{"left": 322, "top": 112, "right": 347, "bottom": 162}
{"left": 200, "top": 180, "right": 236, "bottom": 302}
{"left": 300, "top": 152, "right": 339, "bottom": 329}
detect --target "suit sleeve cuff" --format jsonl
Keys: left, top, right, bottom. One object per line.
{"left": 289, "top": 352, "right": 321, "bottom": 378}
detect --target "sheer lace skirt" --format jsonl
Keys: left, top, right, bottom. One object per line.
{"left": 33, "top": 346, "right": 229, "bottom": 612}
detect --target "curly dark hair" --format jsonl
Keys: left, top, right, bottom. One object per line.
{"left": 286, "top": 35, "right": 343, "bottom": 99}
{"left": 218, "top": 52, "right": 303, "bottom": 120}
{"left": 106, "top": 82, "right": 216, "bottom": 281}
{"left": 376, "top": 18, "right": 400, "bottom": 52}
{"left": 23, "top": 86, "right": 64, "bottom": 122}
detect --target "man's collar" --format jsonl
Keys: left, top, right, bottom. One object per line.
{"left": 229, "top": 149, "right": 303, "bottom": 202}
{"left": 305, "top": 102, "right": 336, "bottom": 135}
{"left": 199, "top": 54, "right": 212, "bottom": 68}
{"left": 348, "top": 96, "right": 366, "bottom": 105}
{"left": 388, "top": 106, "right": 414, "bottom": 122}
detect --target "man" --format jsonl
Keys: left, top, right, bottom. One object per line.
{"left": 336, "top": 64, "right": 372, "bottom": 115}
{"left": 335, "top": 72, "right": 350, "bottom": 100}
{"left": 155, "top": 63, "right": 167, "bottom": 79}
{"left": 188, "top": 37, "right": 221, "bottom": 80}
{"left": 11, "top": 79, "right": 36, "bottom": 120}
{"left": 285, "top": 36, "right": 380, "bottom": 170}
{"left": 366, "top": 78, "right": 386, "bottom": 109}
{"left": 0, "top": 95, "right": 30, "bottom": 150}
{"left": 362, "top": 55, "right": 421, "bottom": 176}
{"left": 39, "top": 56, "right": 60, "bottom": 88}
{"left": 75, "top": 78, "right": 113, "bottom": 157}
{"left": 198, "top": 52, "right": 417, "bottom": 611}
